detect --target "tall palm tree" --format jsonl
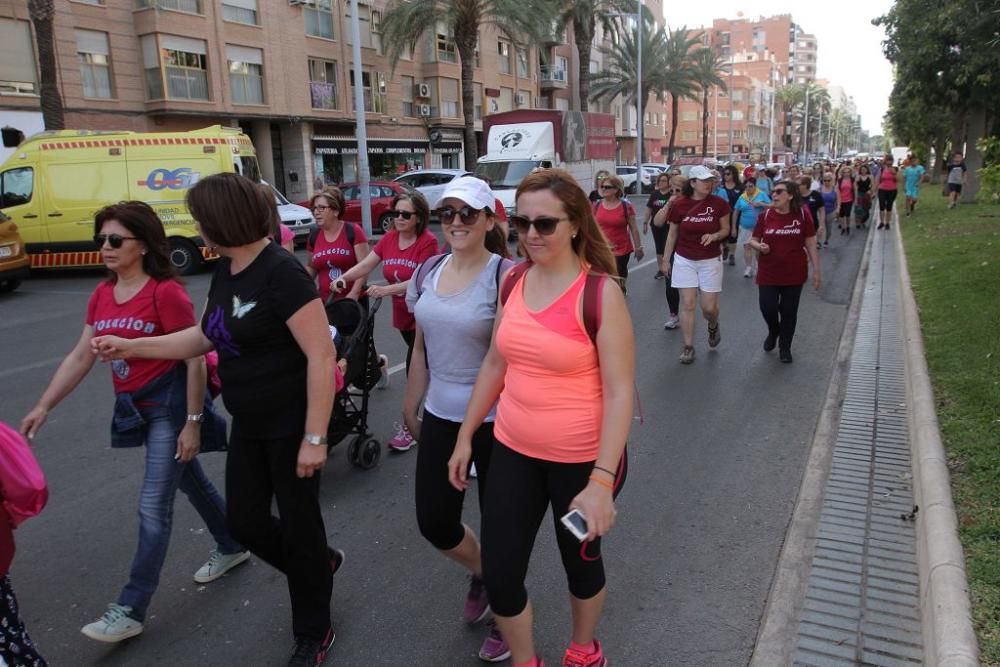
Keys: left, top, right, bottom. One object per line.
{"left": 660, "top": 26, "right": 700, "bottom": 163}
{"left": 380, "top": 0, "right": 553, "bottom": 169}
{"left": 689, "top": 47, "right": 727, "bottom": 158}
{"left": 588, "top": 15, "right": 668, "bottom": 163}
{"left": 28, "top": 0, "right": 64, "bottom": 129}
{"left": 553, "top": 0, "right": 634, "bottom": 113}
{"left": 776, "top": 83, "right": 804, "bottom": 150}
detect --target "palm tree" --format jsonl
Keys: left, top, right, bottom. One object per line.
{"left": 380, "top": 0, "right": 553, "bottom": 169}
{"left": 28, "top": 0, "right": 64, "bottom": 129}
{"left": 553, "top": 0, "right": 634, "bottom": 112}
{"left": 588, "top": 15, "right": 668, "bottom": 163}
{"left": 689, "top": 47, "right": 727, "bottom": 158}
{"left": 661, "top": 26, "right": 700, "bottom": 163}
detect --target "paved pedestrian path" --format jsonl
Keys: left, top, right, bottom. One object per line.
{"left": 792, "top": 228, "right": 923, "bottom": 666}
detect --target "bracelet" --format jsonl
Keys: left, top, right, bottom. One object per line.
{"left": 592, "top": 465, "right": 617, "bottom": 479}
{"left": 588, "top": 475, "right": 615, "bottom": 491}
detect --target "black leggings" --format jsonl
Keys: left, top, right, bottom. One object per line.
{"left": 665, "top": 251, "right": 679, "bottom": 314}
{"left": 225, "top": 428, "right": 332, "bottom": 641}
{"left": 481, "top": 441, "right": 627, "bottom": 617}
{"left": 415, "top": 411, "right": 495, "bottom": 551}
{"left": 615, "top": 253, "right": 631, "bottom": 288}
{"left": 399, "top": 328, "right": 416, "bottom": 375}
{"left": 651, "top": 223, "right": 668, "bottom": 255}
{"left": 758, "top": 284, "right": 804, "bottom": 351}
{"left": 877, "top": 188, "right": 897, "bottom": 211}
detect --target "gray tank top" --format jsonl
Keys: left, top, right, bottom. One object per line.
{"left": 405, "top": 254, "right": 506, "bottom": 423}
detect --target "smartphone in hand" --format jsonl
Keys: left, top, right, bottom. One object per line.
{"left": 560, "top": 509, "right": 589, "bottom": 542}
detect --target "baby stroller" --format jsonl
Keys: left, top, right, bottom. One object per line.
{"left": 325, "top": 297, "right": 384, "bottom": 470}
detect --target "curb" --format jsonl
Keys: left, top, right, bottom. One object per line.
{"left": 893, "top": 226, "right": 980, "bottom": 666}
{"left": 750, "top": 223, "right": 878, "bottom": 666}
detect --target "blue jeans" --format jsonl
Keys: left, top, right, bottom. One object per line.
{"left": 116, "top": 409, "right": 241, "bottom": 621}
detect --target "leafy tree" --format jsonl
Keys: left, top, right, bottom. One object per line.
{"left": 28, "top": 0, "right": 64, "bottom": 129}
{"left": 553, "top": 0, "right": 635, "bottom": 112}
{"left": 381, "top": 0, "right": 554, "bottom": 169}
{"left": 660, "top": 26, "right": 700, "bottom": 163}
{"left": 688, "top": 48, "right": 727, "bottom": 158}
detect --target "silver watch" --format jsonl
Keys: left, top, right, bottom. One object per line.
{"left": 186, "top": 413, "right": 204, "bottom": 423}
{"left": 303, "top": 432, "right": 327, "bottom": 446}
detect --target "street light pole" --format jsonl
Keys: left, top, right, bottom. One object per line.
{"left": 801, "top": 85, "right": 810, "bottom": 164}
{"left": 768, "top": 86, "right": 774, "bottom": 162}
{"left": 635, "top": 0, "right": 643, "bottom": 190}
{"left": 350, "top": 0, "right": 372, "bottom": 236}
{"left": 727, "top": 60, "right": 733, "bottom": 160}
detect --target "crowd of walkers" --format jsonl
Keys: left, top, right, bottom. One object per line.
{"left": 5, "top": 150, "right": 914, "bottom": 665}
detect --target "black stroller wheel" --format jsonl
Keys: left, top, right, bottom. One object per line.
{"left": 348, "top": 435, "right": 364, "bottom": 465}
{"left": 357, "top": 437, "right": 381, "bottom": 470}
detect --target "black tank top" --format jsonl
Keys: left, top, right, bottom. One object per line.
{"left": 856, "top": 176, "right": 872, "bottom": 194}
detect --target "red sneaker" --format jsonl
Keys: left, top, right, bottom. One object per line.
{"left": 562, "top": 639, "right": 607, "bottom": 667}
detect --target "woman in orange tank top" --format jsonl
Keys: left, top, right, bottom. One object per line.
{"left": 451, "top": 169, "right": 635, "bottom": 667}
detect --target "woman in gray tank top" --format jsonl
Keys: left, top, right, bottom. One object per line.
{"left": 402, "top": 176, "right": 513, "bottom": 662}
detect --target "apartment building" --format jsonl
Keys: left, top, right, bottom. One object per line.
{"left": 0, "top": 0, "right": 557, "bottom": 200}
{"left": 702, "top": 14, "right": 817, "bottom": 86}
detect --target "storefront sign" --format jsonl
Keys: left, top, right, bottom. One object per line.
{"left": 313, "top": 138, "right": 428, "bottom": 156}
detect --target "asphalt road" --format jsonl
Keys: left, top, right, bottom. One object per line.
{"left": 0, "top": 211, "right": 867, "bottom": 666}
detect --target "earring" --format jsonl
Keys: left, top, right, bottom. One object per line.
{"left": 572, "top": 233, "right": 577, "bottom": 239}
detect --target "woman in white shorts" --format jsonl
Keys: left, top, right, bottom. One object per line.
{"left": 655, "top": 165, "right": 732, "bottom": 364}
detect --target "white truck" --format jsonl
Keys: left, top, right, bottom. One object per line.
{"left": 474, "top": 110, "right": 616, "bottom": 216}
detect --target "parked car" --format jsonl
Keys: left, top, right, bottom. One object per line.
{"left": 615, "top": 165, "right": 658, "bottom": 194}
{"left": 301, "top": 181, "right": 410, "bottom": 235}
{"left": 393, "top": 169, "right": 472, "bottom": 211}
{"left": 265, "top": 182, "right": 314, "bottom": 245}
{"left": 642, "top": 163, "right": 671, "bottom": 173}
{"left": 0, "top": 210, "right": 29, "bottom": 293}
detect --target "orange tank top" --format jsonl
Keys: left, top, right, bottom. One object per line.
{"left": 494, "top": 269, "right": 603, "bottom": 463}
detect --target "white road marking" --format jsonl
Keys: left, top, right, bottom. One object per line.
{"left": 0, "top": 356, "right": 64, "bottom": 379}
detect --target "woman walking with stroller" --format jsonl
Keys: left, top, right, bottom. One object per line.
{"left": 451, "top": 168, "right": 634, "bottom": 667}
{"left": 93, "top": 174, "right": 341, "bottom": 667}
{"left": 332, "top": 191, "right": 438, "bottom": 452}
{"left": 21, "top": 201, "right": 247, "bottom": 644}
{"left": 402, "top": 176, "right": 514, "bottom": 662}
{"left": 306, "top": 186, "right": 370, "bottom": 303}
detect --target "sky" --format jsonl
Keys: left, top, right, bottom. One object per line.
{"left": 657, "top": 1, "right": 896, "bottom": 135}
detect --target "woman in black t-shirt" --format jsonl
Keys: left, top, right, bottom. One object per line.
{"left": 93, "top": 174, "right": 340, "bottom": 666}
{"left": 799, "top": 176, "right": 826, "bottom": 246}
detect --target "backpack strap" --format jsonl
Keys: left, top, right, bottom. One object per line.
{"left": 345, "top": 222, "right": 356, "bottom": 246}
{"left": 499, "top": 261, "right": 532, "bottom": 307}
{"left": 582, "top": 272, "right": 605, "bottom": 346}
{"left": 413, "top": 253, "right": 450, "bottom": 299}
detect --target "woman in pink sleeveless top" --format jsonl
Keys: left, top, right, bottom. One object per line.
{"left": 451, "top": 169, "right": 635, "bottom": 667}
{"left": 836, "top": 166, "right": 855, "bottom": 236}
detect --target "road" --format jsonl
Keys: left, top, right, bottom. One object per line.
{"left": 0, "top": 211, "right": 867, "bottom": 666}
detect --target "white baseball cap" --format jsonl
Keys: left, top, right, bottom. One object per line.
{"left": 433, "top": 176, "right": 496, "bottom": 210}
{"left": 688, "top": 165, "right": 718, "bottom": 181}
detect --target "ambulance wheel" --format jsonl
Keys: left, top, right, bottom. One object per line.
{"left": 0, "top": 278, "right": 21, "bottom": 293}
{"left": 170, "top": 238, "right": 202, "bottom": 276}
{"left": 378, "top": 212, "right": 395, "bottom": 234}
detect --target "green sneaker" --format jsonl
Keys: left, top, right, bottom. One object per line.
{"left": 81, "top": 604, "right": 143, "bottom": 643}
{"left": 194, "top": 549, "right": 250, "bottom": 583}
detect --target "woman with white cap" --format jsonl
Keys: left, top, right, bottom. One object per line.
{"left": 653, "top": 165, "right": 732, "bottom": 364}
{"left": 403, "top": 175, "right": 514, "bottom": 662}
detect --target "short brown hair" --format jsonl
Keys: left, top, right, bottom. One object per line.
{"left": 391, "top": 190, "right": 430, "bottom": 235}
{"left": 310, "top": 186, "right": 345, "bottom": 215}
{"left": 186, "top": 173, "right": 272, "bottom": 247}
{"left": 601, "top": 174, "right": 625, "bottom": 198}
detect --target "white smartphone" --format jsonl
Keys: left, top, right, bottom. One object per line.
{"left": 560, "top": 509, "right": 589, "bottom": 542}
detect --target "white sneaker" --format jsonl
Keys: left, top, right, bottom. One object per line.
{"left": 469, "top": 462, "right": 478, "bottom": 479}
{"left": 81, "top": 604, "right": 143, "bottom": 643}
{"left": 743, "top": 267, "right": 753, "bottom": 278}
{"left": 663, "top": 314, "right": 680, "bottom": 330}
{"left": 193, "top": 549, "right": 250, "bottom": 583}
{"left": 376, "top": 354, "right": 389, "bottom": 390}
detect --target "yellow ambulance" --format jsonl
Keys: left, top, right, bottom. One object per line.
{"left": 0, "top": 125, "right": 260, "bottom": 274}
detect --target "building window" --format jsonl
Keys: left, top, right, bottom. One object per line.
{"left": 499, "top": 87, "right": 513, "bottom": 112}
{"left": 136, "top": 0, "right": 201, "bottom": 13}
{"left": 681, "top": 111, "right": 698, "bottom": 121}
{"left": 0, "top": 19, "right": 37, "bottom": 95}
{"left": 682, "top": 130, "right": 696, "bottom": 141}
{"left": 437, "top": 23, "right": 457, "bottom": 63}
{"left": 305, "top": 0, "right": 335, "bottom": 40}
{"left": 498, "top": 40, "right": 512, "bottom": 75}
{"left": 731, "top": 110, "right": 744, "bottom": 121}
{"left": 731, "top": 90, "right": 743, "bottom": 102}
{"left": 717, "top": 110, "right": 728, "bottom": 118}
{"left": 350, "top": 70, "right": 386, "bottom": 113}
{"left": 517, "top": 90, "right": 530, "bottom": 108}
{"left": 517, "top": 47, "right": 529, "bottom": 77}
{"left": 75, "top": 0, "right": 105, "bottom": 5}
{"left": 142, "top": 34, "right": 209, "bottom": 100}
{"left": 76, "top": 30, "right": 113, "bottom": 99}
{"left": 474, "top": 82, "right": 482, "bottom": 120}
{"left": 345, "top": 3, "right": 372, "bottom": 48}
{"left": 227, "top": 45, "right": 264, "bottom": 104}
{"left": 401, "top": 75, "right": 414, "bottom": 117}
{"left": 440, "top": 77, "right": 459, "bottom": 118}
{"left": 222, "top": 0, "right": 258, "bottom": 25}
{"left": 371, "top": 9, "right": 383, "bottom": 54}
{"left": 308, "top": 58, "right": 337, "bottom": 109}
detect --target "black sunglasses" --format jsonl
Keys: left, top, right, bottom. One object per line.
{"left": 772, "top": 188, "right": 789, "bottom": 195}
{"left": 509, "top": 215, "right": 564, "bottom": 236}
{"left": 436, "top": 206, "right": 481, "bottom": 225}
{"left": 94, "top": 233, "right": 138, "bottom": 249}
{"left": 392, "top": 210, "right": 415, "bottom": 220}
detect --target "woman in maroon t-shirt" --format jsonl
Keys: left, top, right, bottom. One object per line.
{"left": 305, "top": 187, "right": 370, "bottom": 303}
{"left": 749, "top": 180, "right": 822, "bottom": 363}
{"left": 593, "top": 174, "right": 643, "bottom": 292}
{"left": 20, "top": 201, "right": 245, "bottom": 643}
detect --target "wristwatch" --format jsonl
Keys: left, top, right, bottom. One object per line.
{"left": 303, "top": 432, "right": 328, "bottom": 446}
{"left": 186, "top": 413, "right": 204, "bottom": 423}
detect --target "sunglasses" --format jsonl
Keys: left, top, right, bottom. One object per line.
{"left": 772, "top": 189, "right": 789, "bottom": 195}
{"left": 600, "top": 185, "right": 617, "bottom": 190}
{"left": 509, "top": 214, "right": 564, "bottom": 236}
{"left": 94, "top": 233, "right": 138, "bottom": 249}
{"left": 312, "top": 205, "right": 337, "bottom": 213}
{"left": 392, "top": 210, "right": 415, "bottom": 220}
{"left": 436, "top": 206, "right": 481, "bottom": 225}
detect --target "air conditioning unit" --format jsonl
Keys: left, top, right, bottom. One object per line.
{"left": 418, "top": 104, "right": 432, "bottom": 117}
{"left": 415, "top": 82, "right": 431, "bottom": 98}
{"left": 289, "top": 0, "right": 317, "bottom": 5}
{"left": 516, "top": 92, "right": 528, "bottom": 107}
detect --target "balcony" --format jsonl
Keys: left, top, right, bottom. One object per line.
{"left": 540, "top": 65, "right": 567, "bottom": 90}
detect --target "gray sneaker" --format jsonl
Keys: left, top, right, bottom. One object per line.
{"left": 81, "top": 604, "right": 143, "bottom": 643}
{"left": 194, "top": 549, "right": 250, "bottom": 583}
{"left": 708, "top": 322, "right": 721, "bottom": 348}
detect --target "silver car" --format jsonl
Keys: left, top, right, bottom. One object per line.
{"left": 394, "top": 168, "right": 473, "bottom": 209}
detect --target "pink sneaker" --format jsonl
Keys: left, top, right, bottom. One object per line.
{"left": 464, "top": 575, "right": 489, "bottom": 624}
{"left": 387, "top": 422, "right": 416, "bottom": 452}
{"left": 562, "top": 639, "right": 607, "bottom": 667}
{"left": 478, "top": 620, "right": 511, "bottom": 662}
